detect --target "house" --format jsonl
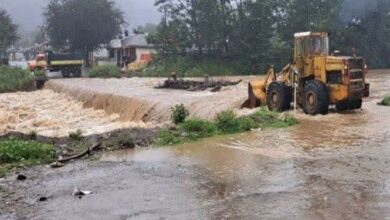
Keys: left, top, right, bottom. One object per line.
{"left": 107, "top": 34, "right": 156, "bottom": 67}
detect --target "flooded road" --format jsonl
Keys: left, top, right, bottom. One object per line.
{"left": 1, "top": 70, "right": 390, "bottom": 220}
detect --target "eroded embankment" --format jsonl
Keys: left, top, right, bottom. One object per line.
{"left": 45, "top": 78, "right": 249, "bottom": 123}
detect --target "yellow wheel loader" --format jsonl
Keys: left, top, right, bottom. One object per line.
{"left": 245, "top": 32, "right": 370, "bottom": 115}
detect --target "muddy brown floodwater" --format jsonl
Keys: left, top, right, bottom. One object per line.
{"left": 1, "top": 70, "right": 390, "bottom": 220}
{"left": 0, "top": 90, "right": 154, "bottom": 137}
{"left": 44, "top": 77, "right": 253, "bottom": 123}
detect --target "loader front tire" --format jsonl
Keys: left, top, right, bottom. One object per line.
{"left": 303, "top": 80, "right": 329, "bottom": 115}
{"left": 266, "top": 82, "right": 292, "bottom": 112}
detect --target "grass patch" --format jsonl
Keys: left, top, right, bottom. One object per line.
{"left": 88, "top": 65, "right": 122, "bottom": 78}
{"left": 379, "top": 95, "right": 390, "bottom": 106}
{"left": 0, "top": 138, "right": 55, "bottom": 177}
{"left": 0, "top": 66, "right": 35, "bottom": 93}
{"left": 157, "top": 108, "right": 298, "bottom": 145}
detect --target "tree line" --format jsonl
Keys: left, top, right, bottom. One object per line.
{"left": 149, "top": 0, "right": 390, "bottom": 72}
{"left": 2, "top": 0, "right": 390, "bottom": 73}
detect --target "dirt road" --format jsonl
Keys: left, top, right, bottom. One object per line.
{"left": 1, "top": 70, "right": 390, "bottom": 220}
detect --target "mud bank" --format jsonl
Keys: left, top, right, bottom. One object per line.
{"left": 45, "top": 77, "right": 249, "bottom": 123}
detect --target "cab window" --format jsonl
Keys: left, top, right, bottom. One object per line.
{"left": 296, "top": 39, "right": 303, "bottom": 56}
{"left": 311, "top": 37, "right": 322, "bottom": 55}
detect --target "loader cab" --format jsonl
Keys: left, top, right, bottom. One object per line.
{"left": 294, "top": 32, "right": 329, "bottom": 77}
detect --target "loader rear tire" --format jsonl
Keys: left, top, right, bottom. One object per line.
{"left": 350, "top": 99, "right": 362, "bottom": 110}
{"left": 266, "top": 82, "right": 292, "bottom": 112}
{"left": 303, "top": 80, "right": 329, "bottom": 115}
{"left": 336, "top": 101, "right": 349, "bottom": 111}
{"left": 336, "top": 99, "right": 362, "bottom": 111}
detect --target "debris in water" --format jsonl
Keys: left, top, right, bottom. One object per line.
{"left": 38, "top": 197, "right": 48, "bottom": 202}
{"left": 58, "top": 142, "right": 100, "bottom": 163}
{"left": 16, "top": 174, "right": 27, "bottom": 181}
{"left": 157, "top": 77, "right": 242, "bottom": 92}
{"left": 50, "top": 161, "right": 65, "bottom": 168}
{"left": 72, "top": 188, "right": 92, "bottom": 198}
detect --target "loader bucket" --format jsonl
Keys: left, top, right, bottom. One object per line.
{"left": 241, "top": 80, "right": 266, "bottom": 109}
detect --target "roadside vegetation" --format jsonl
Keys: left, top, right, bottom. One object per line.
{"left": 145, "top": 0, "right": 390, "bottom": 77}
{"left": 379, "top": 95, "right": 390, "bottom": 106}
{"left": 158, "top": 107, "right": 298, "bottom": 145}
{"left": 143, "top": 56, "right": 249, "bottom": 77}
{"left": 0, "top": 138, "right": 55, "bottom": 177}
{"left": 88, "top": 65, "right": 122, "bottom": 78}
{"left": 0, "top": 66, "right": 35, "bottom": 93}
{"left": 33, "top": 69, "right": 47, "bottom": 79}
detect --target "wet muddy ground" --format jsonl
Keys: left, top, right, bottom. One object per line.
{"left": 1, "top": 70, "right": 390, "bottom": 220}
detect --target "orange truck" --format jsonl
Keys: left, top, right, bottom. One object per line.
{"left": 28, "top": 51, "right": 84, "bottom": 77}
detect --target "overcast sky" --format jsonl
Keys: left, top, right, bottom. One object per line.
{"left": 0, "top": 0, "right": 161, "bottom": 33}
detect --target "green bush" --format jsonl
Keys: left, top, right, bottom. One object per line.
{"left": 0, "top": 66, "right": 35, "bottom": 93}
{"left": 33, "top": 69, "right": 47, "bottom": 79}
{"left": 171, "top": 104, "right": 189, "bottom": 125}
{"left": 379, "top": 95, "right": 390, "bottom": 106}
{"left": 158, "top": 129, "right": 182, "bottom": 145}
{"left": 181, "top": 119, "right": 219, "bottom": 140}
{"left": 237, "top": 116, "right": 258, "bottom": 131}
{"left": 88, "top": 65, "right": 121, "bottom": 78}
{"left": 216, "top": 110, "right": 264, "bottom": 133}
{"left": 0, "top": 138, "right": 55, "bottom": 165}
{"left": 249, "top": 108, "right": 298, "bottom": 128}
{"left": 216, "top": 111, "right": 243, "bottom": 134}
{"left": 157, "top": 108, "right": 298, "bottom": 146}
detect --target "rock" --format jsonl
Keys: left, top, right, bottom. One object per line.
{"left": 72, "top": 188, "right": 92, "bottom": 198}
{"left": 16, "top": 175, "right": 27, "bottom": 181}
{"left": 38, "top": 197, "right": 47, "bottom": 202}
{"left": 50, "top": 162, "right": 65, "bottom": 168}
{"left": 251, "top": 127, "right": 264, "bottom": 132}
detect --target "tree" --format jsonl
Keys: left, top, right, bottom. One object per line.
{"left": 0, "top": 9, "right": 19, "bottom": 58}
{"left": 233, "top": 0, "right": 279, "bottom": 72}
{"left": 151, "top": 0, "right": 390, "bottom": 72}
{"left": 44, "top": 0, "right": 125, "bottom": 66}
{"left": 133, "top": 23, "right": 158, "bottom": 35}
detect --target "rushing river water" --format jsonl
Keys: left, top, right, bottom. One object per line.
{"left": 2, "top": 70, "right": 390, "bottom": 220}
{"left": 99, "top": 70, "right": 390, "bottom": 219}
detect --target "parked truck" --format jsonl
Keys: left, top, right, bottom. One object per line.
{"left": 28, "top": 51, "right": 84, "bottom": 77}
